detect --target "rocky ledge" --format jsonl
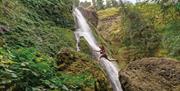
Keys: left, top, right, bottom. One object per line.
{"left": 119, "top": 58, "right": 180, "bottom": 91}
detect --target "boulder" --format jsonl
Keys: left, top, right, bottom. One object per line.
{"left": 119, "top": 58, "right": 180, "bottom": 91}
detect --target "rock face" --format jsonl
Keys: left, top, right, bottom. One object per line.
{"left": 78, "top": 7, "right": 98, "bottom": 27}
{"left": 119, "top": 58, "right": 180, "bottom": 91}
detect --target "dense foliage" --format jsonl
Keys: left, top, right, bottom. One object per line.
{"left": 0, "top": 0, "right": 179, "bottom": 90}
{"left": 2, "top": 26, "right": 75, "bottom": 56}
{"left": 162, "top": 21, "right": 180, "bottom": 60}
{"left": 80, "top": 0, "right": 119, "bottom": 9}
{"left": 120, "top": 6, "right": 161, "bottom": 60}
{"left": 97, "top": 2, "right": 180, "bottom": 62}
{"left": 0, "top": 48, "right": 97, "bottom": 90}
{"left": 0, "top": 0, "right": 103, "bottom": 90}
{"left": 0, "top": 0, "right": 75, "bottom": 56}
{"left": 20, "top": 0, "right": 74, "bottom": 27}
{"left": 0, "top": 48, "right": 56, "bottom": 90}
{"left": 131, "top": 2, "right": 180, "bottom": 60}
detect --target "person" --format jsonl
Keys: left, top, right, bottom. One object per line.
{"left": 96, "top": 45, "right": 111, "bottom": 60}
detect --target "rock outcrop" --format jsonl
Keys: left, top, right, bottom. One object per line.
{"left": 78, "top": 7, "right": 98, "bottom": 27}
{"left": 119, "top": 58, "right": 180, "bottom": 91}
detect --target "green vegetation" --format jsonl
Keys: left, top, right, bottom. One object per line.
{"left": 96, "top": 0, "right": 104, "bottom": 10}
{"left": 0, "top": 0, "right": 179, "bottom": 90}
{"left": 0, "top": 0, "right": 107, "bottom": 90}
{"left": 162, "top": 22, "right": 180, "bottom": 60}
{"left": 20, "top": 0, "right": 74, "bottom": 27}
{"left": 0, "top": 47, "right": 57, "bottom": 90}
{"left": 97, "top": 3, "right": 180, "bottom": 62}
{"left": 2, "top": 26, "right": 76, "bottom": 56}
{"left": 97, "top": 7, "right": 119, "bottom": 20}
{"left": 120, "top": 6, "right": 161, "bottom": 60}
{"left": 0, "top": 47, "right": 99, "bottom": 90}
{"left": 0, "top": 0, "right": 75, "bottom": 56}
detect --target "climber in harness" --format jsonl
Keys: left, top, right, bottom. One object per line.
{"left": 96, "top": 45, "right": 117, "bottom": 61}
{"left": 96, "top": 45, "right": 110, "bottom": 60}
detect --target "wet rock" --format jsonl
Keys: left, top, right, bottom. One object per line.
{"left": 119, "top": 57, "right": 180, "bottom": 91}
{"left": 78, "top": 7, "right": 98, "bottom": 27}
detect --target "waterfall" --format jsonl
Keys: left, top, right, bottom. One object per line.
{"left": 73, "top": 8, "right": 123, "bottom": 91}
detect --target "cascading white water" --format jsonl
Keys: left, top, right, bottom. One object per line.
{"left": 73, "top": 8, "right": 123, "bottom": 91}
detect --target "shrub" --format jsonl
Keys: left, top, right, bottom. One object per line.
{"left": 162, "top": 21, "right": 180, "bottom": 60}
{"left": 0, "top": 48, "right": 58, "bottom": 90}
{"left": 2, "top": 26, "right": 76, "bottom": 56}
{"left": 0, "top": 47, "right": 102, "bottom": 90}
{"left": 121, "top": 8, "right": 161, "bottom": 60}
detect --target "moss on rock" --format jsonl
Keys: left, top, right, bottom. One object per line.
{"left": 57, "top": 48, "right": 111, "bottom": 90}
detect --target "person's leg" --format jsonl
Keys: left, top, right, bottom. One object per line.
{"left": 103, "top": 54, "right": 111, "bottom": 60}
{"left": 99, "top": 54, "right": 108, "bottom": 60}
